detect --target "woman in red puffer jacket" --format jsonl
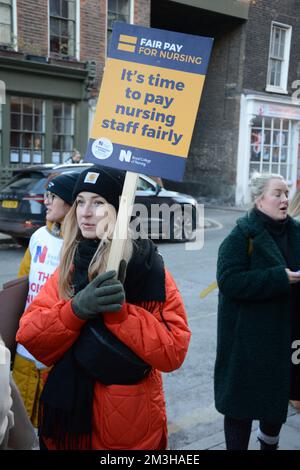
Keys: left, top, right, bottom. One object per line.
{"left": 16, "top": 166, "right": 191, "bottom": 450}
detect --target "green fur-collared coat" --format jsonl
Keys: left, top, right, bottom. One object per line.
{"left": 214, "top": 209, "right": 300, "bottom": 422}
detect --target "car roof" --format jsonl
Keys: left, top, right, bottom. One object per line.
{"left": 10, "top": 165, "right": 170, "bottom": 194}
{"left": 12, "top": 163, "right": 93, "bottom": 176}
{"left": 11, "top": 164, "right": 157, "bottom": 185}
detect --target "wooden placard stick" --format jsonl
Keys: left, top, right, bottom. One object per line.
{"left": 106, "top": 171, "right": 139, "bottom": 272}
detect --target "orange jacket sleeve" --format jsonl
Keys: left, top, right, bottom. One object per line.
{"left": 16, "top": 269, "right": 191, "bottom": 372}
{"left": 104, "top": 269, "right": 191, "bottom": 372}
{"left": 16, "top": 269, "right": 85, "bottom": 366}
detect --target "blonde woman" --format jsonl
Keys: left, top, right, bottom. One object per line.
{"left": 16, "top": 166, "right": 191, "bottom": 450}
{"left": 215, "top": 173, "right": 300, "bottom": 450}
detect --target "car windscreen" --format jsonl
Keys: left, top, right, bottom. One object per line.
{"left": 1, "top": 173, "right": 47, "bottom": 193}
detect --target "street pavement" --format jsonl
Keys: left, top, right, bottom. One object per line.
{"left": 181, "top": 404, "right": 300, "bottom": 450}
{"left": 156, "top": 206, "right": 300, "bottom": 451}
{"left": 0, "top": 207, "right": 300, "bottom": 451}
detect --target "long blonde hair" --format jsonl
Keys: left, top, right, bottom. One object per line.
{"left": 59, "top": 200, "right": 133, "bottom": 299}
{"left": 288, "top": 188, "right": 300, "bottom": 219}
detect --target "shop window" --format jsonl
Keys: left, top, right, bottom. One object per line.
{"left": 107, "top": 0, "right": 132, "bottom": 52}
{"left": 52, "top": 101, "right": 75, "bottom": 163}
{"left": 10, "top": 97, "right": 45, "bottom": 164}
{"left": 250, "top": 116, "right": 293, "bottom": 182}
{"left": 49, "top": 0, "right": 77, "bottom": 57}
{"left": 266, "top": 22, "right": 292, "bottom": 93}
{"left": 0, "top": 0, "right": 14, "bottom": 45}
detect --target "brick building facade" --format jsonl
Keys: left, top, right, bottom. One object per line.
{"left": 153, "top": 0, "right": 300, "bottom": 204}
{"left": 236, "top": 0, "right": 300, "bottom": 204}
{"left": 2, "top": 1, "right": 300, "bottom": 204}
{"left": 0, "top": 0, "right": 150, "bottom": 184}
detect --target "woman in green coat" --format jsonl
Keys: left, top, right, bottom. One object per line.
{"left": 215, "top": 173, "right": 300, "bottom": 450}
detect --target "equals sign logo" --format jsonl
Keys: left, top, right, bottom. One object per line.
{"left": 117, "top": 34, "right": 137, "bottom": 53}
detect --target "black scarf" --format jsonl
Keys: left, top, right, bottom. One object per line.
{"left": 39, "top": 238, "right": 165, "bottom": 449}
{"left": 254, "top": 207, "right": 294, "bottom": 269}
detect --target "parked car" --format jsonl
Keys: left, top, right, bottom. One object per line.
{"left": 0, "top": 163, "right": 198, "bottom": 244}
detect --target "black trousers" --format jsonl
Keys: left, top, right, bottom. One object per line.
{"left": 224, "top": 416, "right": 283, "bottom": 450}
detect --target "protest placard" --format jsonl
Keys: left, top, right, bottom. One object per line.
{"left": 84, "top": 23, "right": 213, "bottom": 269}
{"left": 85, "top": 22, "right": 213, "bottom": 182}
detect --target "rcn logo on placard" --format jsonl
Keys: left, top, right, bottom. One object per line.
{"left": 33, "top": 245, "right": 48, "bottom": 263}
{"left": 119, "top": 149, "right": 133, "bottom": 162}
{"left": 117, "top": 34, "right": 137, "bottom": 53}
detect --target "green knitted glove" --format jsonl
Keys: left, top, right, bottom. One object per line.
{"left": 71, "top": 270, "right": 125, "bottom": 320}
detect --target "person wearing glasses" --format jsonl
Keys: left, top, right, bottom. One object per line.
{"left": 13, "top": 172, "right": 79, "bottom": 428}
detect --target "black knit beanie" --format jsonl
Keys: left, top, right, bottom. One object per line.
{"left": 72, "top": 166, "right": 125, "bottom": 211}
{"left": 47, "top": 172, "right": 79, "bottom": 206}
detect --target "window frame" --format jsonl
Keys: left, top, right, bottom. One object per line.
{"left": 0, "top": 0, "right": 17, "bottom": 49}
{"left": 52, "top": 100, "right": 75, "bottom": 164}
{"left": 48, "top": 0, "right": 80, "bottom": 59}
{"left": 106, "top": 0, "right": 134, "bottom": 56}
{"left": 266, "top": 21, "right": 292, "bottom": 94}
{"left": 9, "top": 96, "right": 46, "bottom": 165}
{"left": 249, "top": 115, "right": 294, "bottom": 183}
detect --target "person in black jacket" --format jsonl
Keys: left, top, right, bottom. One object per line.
{"left": 215, "top": 172, "right": 300, "bottom": 450}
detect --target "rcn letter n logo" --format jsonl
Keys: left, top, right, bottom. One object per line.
{"left": 119, "top": 149, "right": 132, "bottom": 162}
{"left": 33, "top": 245, "right": 48, "bottom": 263}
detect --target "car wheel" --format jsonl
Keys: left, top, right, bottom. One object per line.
{"left": 170, "top": 210, "right": 195, "bottom": 242}
{"left": 13, "top": 237, "right": 29, "bottom": 247}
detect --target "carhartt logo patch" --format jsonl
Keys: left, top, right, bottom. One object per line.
{"left": 84, "top": 172, "right": 99, "bottom": 184}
